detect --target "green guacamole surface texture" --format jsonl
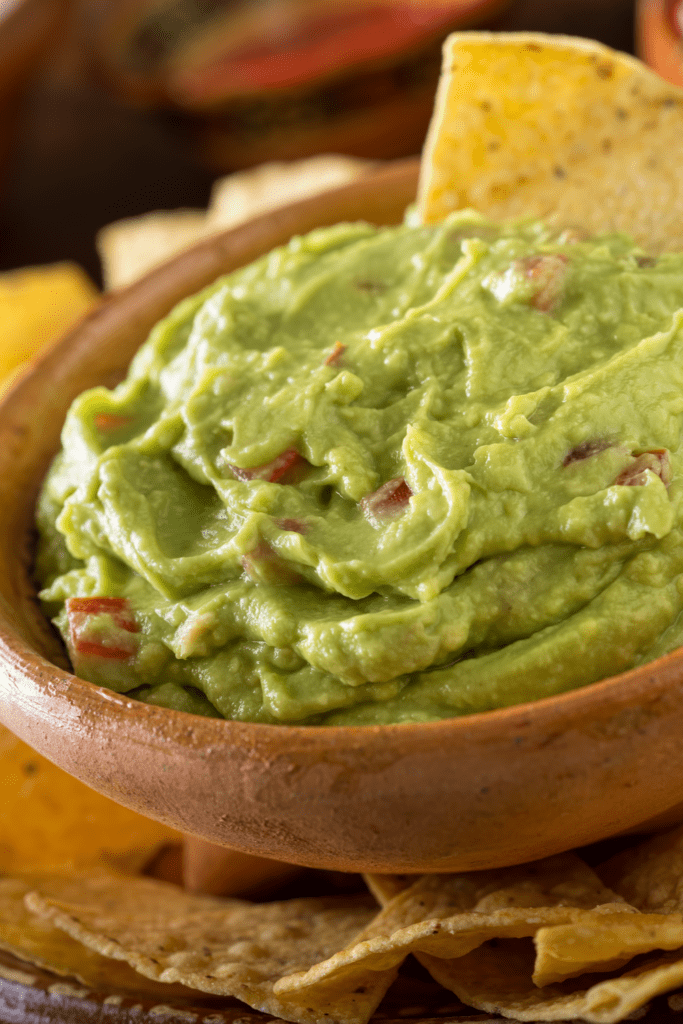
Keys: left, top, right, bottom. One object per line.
{"left": 35, "top": 210, "right": 683, "bottom": 724}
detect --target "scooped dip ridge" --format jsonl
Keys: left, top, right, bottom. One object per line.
{"left": 35, "top": 210, "right": 683, "bottom": 724}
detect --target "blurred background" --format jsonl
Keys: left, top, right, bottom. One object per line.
{"left": 0, "top": 0, "right": 660, "bottom": 284}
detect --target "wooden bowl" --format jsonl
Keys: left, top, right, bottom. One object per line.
{"left": 2, "top": 158, "right": 683, "bottom": 874}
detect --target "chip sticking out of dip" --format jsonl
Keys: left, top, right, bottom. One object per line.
{"left": 419, "top": 32, "right": 683, "bottom": 252}
{"left": 33, "top": 34, "right": 683, "bottom": 726}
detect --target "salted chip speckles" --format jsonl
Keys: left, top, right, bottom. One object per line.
{"left": 419, "top": 32, "right": 683, "bottom": 254}
{"left": 24, "top": 872, "right": 379, "bottom": 1024}
{"left": 365, "top": 854, "right": 628, "bottom": 929}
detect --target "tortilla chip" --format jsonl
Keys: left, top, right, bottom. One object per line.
{"left": 363, "top": 874, "right": 415, "bottom": 906}
{"left": 207, "top": 156, "right": 376, "bottom": 233}
{"left": 25, "top": 872, "right": 380, "bottom": 1024}
{"left": 97, "top": 211, "right": 209, "bottom": 291}
{"left": 0, "top": 875, "right": 194, "bottom": 997}
{"left": 419, "top": 32, "right": 683, "bottom": 253}
{"left": 598, "top": 823, "right": 683, "bottom": 913}
{"left": 425, "top": 940, "right": 683, "bottom": 1023}
{"left": 363, "top": 857, "right": 683, "bottom": 1021}
{"left": 276, "top": 855, "right": 632, "bottom": 1012}
{"left": 0, "top": 725, "right": 179, "bottom": 873}
{"left": 0, "top": 262, "right": 96, "bottom": 388}
{"left": 533, "top": 911, "right": 683, "bottom": 986}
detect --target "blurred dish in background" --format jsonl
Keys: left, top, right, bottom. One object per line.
{"left": 637, "top": 0, "right": 683, "bottom": 84}
{"left": 81, "top": 0, "right": 512, "bottom": 169}
{"left": 0, "top": 0, "right": 67, "bottom": 184}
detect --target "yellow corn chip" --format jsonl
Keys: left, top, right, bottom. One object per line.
{"left": 363, "top": 873, "right": 415, "bottom": 906}
{"left": 419, "top": 32, "right": 683, "bottom": 253}
{"left": 534, "top": 911, "right": 683, "bottom": 986}
{"left": 25, "top": 872, "right": 379, "bottom": 1024}
{"left": 424, "top": 940, "right": 683, "bottom": 1023}
{"left": 97, "top": 211, "right": 209, "bottom": 291}
{"left": 0, "top": 725, "right": 179, "bottom": 873}
{"left": 365, "top": 857, "right": 683, "bottom": 1022}
{"left": 207, "top": 156, "right": 376, "bottom": 233}
{"left": 0, "top": 262, "right": 96, "bottom": 389}
{"left": 599, "top": 823, "right": 683, "bottom": 914}
{"left": 0, "top": 874, "right": 195, "bottom": 998}
{"left": 98, "top": 156, "right": 374, "bottom": 291}
{"left": 277, "top": 855, "right": 629, "bottom": 1012}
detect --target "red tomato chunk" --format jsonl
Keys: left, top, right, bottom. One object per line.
{"left": 94, "top": 413, "right": 134, "bottom": 432}
{"left": 324, "top": 341, "right": 346, "bottom": 366}
{"left": 616, "top": 449, "right": 671, "bottom": 488}
{"left": 521, "top": 253, "right": 568, "bottom": 312}
{"left": 227, "top": 449, "right": 306, "bottom": 484}
{"left": 66, "top": 596, "right": 139, "bottom": 660}
{"left": 361, "top": 477, "right": 412, "bottom": 525}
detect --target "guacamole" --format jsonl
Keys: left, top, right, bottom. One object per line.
{"left": 35, "top": 211, "right": 683, "bottom": 724}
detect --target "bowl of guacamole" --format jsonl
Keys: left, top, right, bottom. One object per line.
{"left": 4, "top": 34, "right": 683, "bottom": 874}
{"left": 0, "top": 156, "right": 681, "bottom": 872}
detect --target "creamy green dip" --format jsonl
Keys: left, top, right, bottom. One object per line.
{"left": 35, "top": 210, "right": 683, "bottom": 724}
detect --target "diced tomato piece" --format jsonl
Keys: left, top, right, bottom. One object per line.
{"left": 71, "top": 639, "right": 137, "bottom": 659}
{"left": 94, "top": 413, "right": 133, "bottom": 433}
{"left": 520, "top": 253, "right": 569, "bottom": 312}
{"left": 66, "top": 596, "right": 139, "bottom": 660}
{"left": 562, "top": 439, "right": 613, "bottom": 466}
{"left": 354, "top": 279, "right": 387, "bottom": 294}
{"left": 275, "top": 517, "right": 307, "bottom": 534}
{"left": 616, "top": 449, "right": 671, "bottom": 488}
{"left": 227, "top": 448, "right": 307, "bottom": 484}
{"left": 241, "top": 542, "right": 301, "bottom": 585}
{"left": 67, "top": 596, "right": 138, "bottom": 631}
{"left": 324, "top": 342, "right": 346, "bottom": 366}
{"left": 361, "top": 477, "right": 412, "bottom": 526}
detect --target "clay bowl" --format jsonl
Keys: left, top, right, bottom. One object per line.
{"left": 2, "top": 158, "right": 683, "bottom": 875}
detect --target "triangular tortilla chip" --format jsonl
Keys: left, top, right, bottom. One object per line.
{"left": 0, "top": 726, "right": 178, "bottom": 874}
{"left": 366, "top": 856, "right": 683, "bottom": 1021}
{"left": 0, "top": 874, "right": 194, "bottom": 998}
{"left": 599, "top": 823, "right": 683, "bottom": 914}
{"left": 533, "top": 911, "right": 683, "bottom": 986}
{"left": 277, "top": 856, "right": 629, "bottom": 1011}
{"left": 25, "top": 872, "right": 380, "bottom": 1024}
{"left": 423, "top": 940, "right": 683, "bottom": 1023}
{"left": 419, "top": 32, "right": 683, "bottom": 253}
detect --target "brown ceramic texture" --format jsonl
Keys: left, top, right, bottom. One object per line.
{"left": 2, "top": 159, "right": 683, "bottom": 873}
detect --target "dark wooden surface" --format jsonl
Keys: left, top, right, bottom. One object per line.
{"left": 0, "top": 0, "right": 635, "bottom": 285}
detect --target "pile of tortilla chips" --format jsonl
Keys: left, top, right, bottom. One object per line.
{"left": 7, "top": 829, "right": 683, "bottom": 1024}
{"left": 9, "top": 28, "right": 683, "bottom": 1024}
